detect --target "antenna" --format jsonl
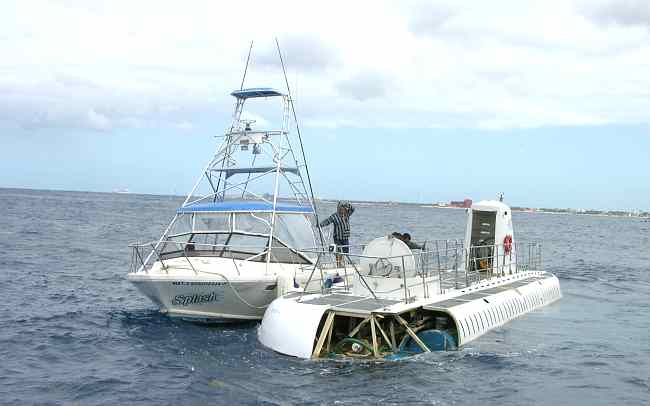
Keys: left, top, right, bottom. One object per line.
{"left": 275, "top": 38, "right": 325, "bottom": 247}
{"left": 240, "top": 40, "right": 253, "bottom": 90}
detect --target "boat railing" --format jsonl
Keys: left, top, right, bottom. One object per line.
{"left": 129, "top": 240, "right": 318, "bottom": 273}
{"left": 297, "top": 240, "right": 543, "bottom": 304}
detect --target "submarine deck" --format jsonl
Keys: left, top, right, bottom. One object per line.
{"left": 299, "top": 274, "right": 554, "bottom": 315}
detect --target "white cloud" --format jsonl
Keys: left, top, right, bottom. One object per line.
{"left": 255, "top": 35, "right": 340, "bottom": 72}
{"left": 86, "top": 109, "right": 111, "bottom": 131}
{"left": 336, "top": 72, "right": 393, "bottom": 101}
{"left": 175, "top": 121, "right": 194, "bottom": 132}
{"left": 240, "top": 111, "right": 270, "bottom": 129}
{"left": 585, "top": 0, "right": 650, "bottom": 28}
{"left": 1, "top": 0, "right": 650, "bottom": 132}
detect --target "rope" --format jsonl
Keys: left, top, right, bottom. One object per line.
{"left": 186, "top": 262, "right": 269, "bottom": 310}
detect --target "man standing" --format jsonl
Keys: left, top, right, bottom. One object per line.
{"left": 320, "top": 201, "right": 354, "bottom": 265}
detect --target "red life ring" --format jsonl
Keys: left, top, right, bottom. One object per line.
{"left": 503, "top": 235, "right": 513, "bottom": 255}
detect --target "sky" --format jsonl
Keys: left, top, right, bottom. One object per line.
{"left": 1, "top": 0, "right": 649, "bottom": 211}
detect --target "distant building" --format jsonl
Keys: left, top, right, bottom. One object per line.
{"left": 450, "top": 199, "right": 472, "bottom": 208}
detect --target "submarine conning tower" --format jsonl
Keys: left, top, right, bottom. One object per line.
{"left": 464, "top": 200, "right": 516, "bottom": 275}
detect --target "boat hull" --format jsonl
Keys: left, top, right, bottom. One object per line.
{"left": 258, "top": 295, "right": 330, "bottom": 357}
{"left": 127, "top": 256, "right": 347, "bottom": 322}
{"left": 128, "top": 274, "right": 278, "bottom": 321}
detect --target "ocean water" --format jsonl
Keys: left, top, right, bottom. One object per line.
{"left": 0, "top": 188, "right": 648, "bottom": 405}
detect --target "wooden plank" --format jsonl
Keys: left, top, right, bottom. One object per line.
{"left": 330, "top": 310, "right": 370, "bottom": 318}
{"left": 374, "top": 317, "right": 393, "bottom": 352}
{"left": 326, "top": 316, "right": 334, "bottom": 352}
{"left": 312, "top": 312, "right": 335, "bottom": 358}
{"left": 395, "top": 315, "right": 431, "bottom": 353}
{"left": 347, "top": 316, "right": 371, "bottom": 338}
{"left": 389, "top": 320, "right": 397, "bottom": 352}
{"left": 370, "top": 316, "right": 379, "bottom": 357}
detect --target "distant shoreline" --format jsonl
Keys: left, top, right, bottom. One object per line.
{"left": 1, "top": 186, "right": 648, "bottom": 219}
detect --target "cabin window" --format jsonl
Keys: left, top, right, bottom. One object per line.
{"left": 274, "top": 214, "right": 317, "bottom": 253}
{"left": 268, "top": 238, "right": 313, "bottom": 264}
{"left": 193, "top": 213, "right": 231, "bottom": 232}
{"left": 234, "top": 212, "right": 271, "bottom": 234}
{"left": 225, "top": 234, "right": 270, "bottom": 254}
{"left": 189, "top": 232, "right": 228, "bottom": 249}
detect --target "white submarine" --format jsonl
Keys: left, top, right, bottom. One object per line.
{"left": 258, "top": 199, "right": 562, "bottom": 359}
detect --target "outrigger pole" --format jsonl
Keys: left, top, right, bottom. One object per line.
{"left": 240, "top": 40, "right": 254, "bottom": 91}
{"left": 275, "top": 37, "right": 326, "bottom": 247}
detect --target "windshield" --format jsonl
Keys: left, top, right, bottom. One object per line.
{"left": 159, "top": 211, "right": 316, "bottom": 263}
{"left": 274, "top": 213, "right": 316, "bottom": 250}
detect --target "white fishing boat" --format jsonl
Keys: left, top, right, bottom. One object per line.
{"left": 127, "top": 51, "right": 346, "bottom": 321}
{"left": 259, "top": 199, "right": 562, "bottom": 358}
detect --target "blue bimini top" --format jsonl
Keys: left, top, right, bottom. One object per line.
{"left": 177, "top": 201, "right": 313, "bottom": 214}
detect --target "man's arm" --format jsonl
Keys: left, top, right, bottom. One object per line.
{"left": 320, "top": 214, "right": 333, "bottom": 227}
{"left": 407, "top": 241, "right": 424, "bottom": 250}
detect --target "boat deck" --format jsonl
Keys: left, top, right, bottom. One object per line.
{"left": 424, "top": 275, "right": 550, "bottom": 310}
{"left": 301, "top": 294, "right": 401, "bottom": 314}
{"left": 300, "top": 274, "right": 552, "bottom": 316}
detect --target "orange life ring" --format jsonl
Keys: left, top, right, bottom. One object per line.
{"left": 503, "top": 235, "right": 513, "bottom": 255}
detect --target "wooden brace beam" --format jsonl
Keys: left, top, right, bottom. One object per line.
{"left": 395, "top": 314, "right": 431, "bottom": 353}
{"left": 312, "top": 312, "right": 336, "bottom": 358}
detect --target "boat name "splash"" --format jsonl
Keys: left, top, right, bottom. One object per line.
{"left": 172, "top": 291, "right": 223, "bottom": 306}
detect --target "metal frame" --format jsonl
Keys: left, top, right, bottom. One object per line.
{"left": 134, "top": 91, "right": 320, "bottom": 274}
{"left": 295, "top": 240, "right": 543, "bottom": 304}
